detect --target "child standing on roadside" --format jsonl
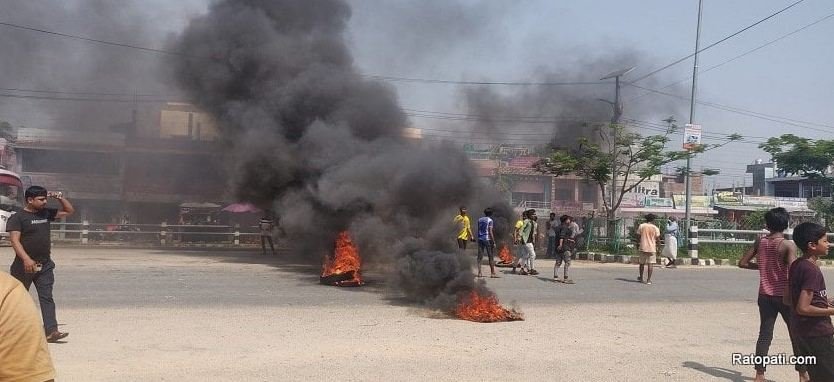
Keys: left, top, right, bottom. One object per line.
{"left": 738, "top": 207, "right": 807, "bottom": 382}
{"left": 788, "top": 222, "right": 834, "bottom": 382}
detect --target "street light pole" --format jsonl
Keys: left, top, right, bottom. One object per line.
{"left": 685, "top": 0, "right": 704, "bottom": 252}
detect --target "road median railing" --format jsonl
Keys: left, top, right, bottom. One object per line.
{"left": 43, "top": 221, "right": 266, "bottom": 247}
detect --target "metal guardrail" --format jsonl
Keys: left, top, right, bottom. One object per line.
{"left": 696, "top": 228, "right": 834, "bottom": 246}
{"left": 43, "top": 221, "right": 268, "bottom": 246}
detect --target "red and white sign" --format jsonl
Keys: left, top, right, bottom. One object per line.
{"left": 683, "top": 123, "right": 702, "bottom": 150}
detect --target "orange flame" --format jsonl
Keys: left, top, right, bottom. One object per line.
{"left": 321, "top": 231, "right": 364, "bottom": 286}
{"left": 455, "top": 290, "right": 524, "bottom": 323}
{"left": 497, "top": 245, "right": 513, "bottom": 264}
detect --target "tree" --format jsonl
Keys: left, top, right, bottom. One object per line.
{"left": 807, "top": 197, "right": 834, "bottom": 229}
{"left": 739, "top": 209, "right": 767, "bottom": 230}
{"left": 760, "top": 134, "right": 834, "bottom": 179}
{"left": 535, "top": 121, "right": 740, "bottom": 235}
{"left": 761, "top": 135, "right": 834, "bottom": 228}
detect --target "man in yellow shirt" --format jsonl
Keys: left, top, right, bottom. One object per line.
{"left": 453, "top": 206, "right": 474, "bottom": 250}
{"left": 0, "top": 272, "right": 56, "bottom": 382}
{"left": 512, "top": 210, "right": 527, "bottom": 273}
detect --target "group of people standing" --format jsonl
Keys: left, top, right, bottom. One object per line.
{"left": 453, "top": 207, "right": 581, "bottom": 282}
{"left": 738, "top": 207, "right": 834, "bottom": 382}
{"left": 454, "top": 206, "right": 501, "bottom": 278}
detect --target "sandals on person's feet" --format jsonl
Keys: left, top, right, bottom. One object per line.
{"left": 563, "top": 279, "right": 575, "bottom": 284}
{"left": 46, "top": 331, "right": 69, "bottom": 343}
{"left": 529, "top": 269, "right": 539, "bottom": 275}
{"left": 490, "top": 274, "right": 500, "bottom": 278}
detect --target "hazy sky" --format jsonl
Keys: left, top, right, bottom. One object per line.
{"left": 346, "top": 0, "right": 834, "bottom": 189}
{"left": 3, "top": 0, "right": 832, "bottom": 189}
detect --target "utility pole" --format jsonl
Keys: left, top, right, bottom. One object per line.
{"left": 685, "top": 0, "right": 704, "bottom": 248}
{"left": 599, "top": 67, "right": 635, "bottom": 235}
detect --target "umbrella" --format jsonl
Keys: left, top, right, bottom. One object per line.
{"left": 222, "top": 202, "right": 262, "bottom": 213}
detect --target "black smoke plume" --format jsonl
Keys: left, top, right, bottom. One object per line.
{"left": 173, "top": 0, "right": 513, "bottom": 311}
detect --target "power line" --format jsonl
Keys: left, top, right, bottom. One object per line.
{"left": 0, "top": 86, "right": 171, "bottom": 97}
{"left": 367, "top": 75, "right": 610, "bottom": 87}
{"left": 624, "top": 82, "right": 834, "bottom": 134}
{"left": 0, "top": 85, "right": 783, "bottom": 145}
{"left": 0, "top": 20, "right": 613, "bottom": 87}
{"left": 0, "top": 21, "right": 199, "bottom": 58}
{"left": 630, "top": 0, "right": 807, "bottom": 83}
{"left": 628, "top": 10, "right": 834, "bottom": 102}
{"left": 0, "top": 92, "right": 174, "bottom": 103}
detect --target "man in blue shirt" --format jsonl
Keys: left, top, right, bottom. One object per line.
{"left": 476, "top": 208, "right": 498, "bottom": 278}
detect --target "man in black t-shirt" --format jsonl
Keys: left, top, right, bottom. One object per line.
{"left": 6, "top": 186, "right": 75, "bottom": 343}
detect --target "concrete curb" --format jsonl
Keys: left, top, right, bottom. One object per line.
{"left": 573, "top": 251, "right": 818, "bottom": 267}
{"left": 577, "top": 251, "right": 834, "bottom": 267}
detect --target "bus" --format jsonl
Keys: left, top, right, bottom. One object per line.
{"left": 0, "top": 168, "right": 23, "bottom": 236}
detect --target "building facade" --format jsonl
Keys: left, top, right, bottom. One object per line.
{"left": 9, "top": 103, "right": 227, "bottom": 224}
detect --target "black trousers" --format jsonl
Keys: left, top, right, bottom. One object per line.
{"left": 10, "top": 259, "right": 59, "bottom": 335}
{"left": 261, "top": 235, "right": 275, "bottom": 254}
{"left": 796, "top": 335, "right": 834, "bottom": 382}
{"left": 755, "top": 294, "right": 806, "bottom": 372}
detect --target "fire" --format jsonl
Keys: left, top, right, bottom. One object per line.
{"left": 497, "top": 245, "right": 513, "bottom": 264}
{"left": 320, "top": 231, "right": 364, "bottom": 287}
{"left": 455, "top": 290, "right": 524, "bottom": 323}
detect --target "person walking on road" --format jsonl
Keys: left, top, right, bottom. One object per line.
{"left": 554, "top": 215, "right": 575, "bottom": 284}
{"left": 512, "top": 210, "right": 527, "bottom": 273}
{"left": 662, "top": 216, "right": 679, "bottom": 268}
{"left": 7, "top": 186, "right": 75, "bottom": 343}
{"left": 476, "top": 208, "right": 498, "bottom": 278}
{"left": 454, "top": 206, "right": 474, "bottom": 251}
{"left": 517, "top": 209, "right": 539, "bottom": 275}
{"left": 636, "top": 214, "right": 660, "bottom": 285}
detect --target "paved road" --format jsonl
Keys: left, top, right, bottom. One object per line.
{"left": 2, "top": 247, "right": 828, "bottom": 381}
{"left": 41, "top": 247, "right": 831, "bottom": 307}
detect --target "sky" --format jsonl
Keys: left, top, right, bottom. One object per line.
{"left": 2, "top": 0, "right": 833, "bottom": 189}
{"left": 346, "top": 0, "right": 834, "bottom": 190}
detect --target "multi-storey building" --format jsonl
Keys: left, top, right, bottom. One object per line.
{"left": 9, "top": 103, "right": 227, "bottom": 223}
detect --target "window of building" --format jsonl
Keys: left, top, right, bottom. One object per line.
{"left": 580, "top": 183, "right": 597, "bottom": 202}
{"left": 512, "top": 192, "right": 545, "bottom": 206}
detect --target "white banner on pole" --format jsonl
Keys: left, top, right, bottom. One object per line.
{"left": 683, "top": 123, "right": 702, "bottom": 150}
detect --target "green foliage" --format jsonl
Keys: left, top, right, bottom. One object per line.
{"left": 696, "top": 243, "right": 746, "bottom": 261}
{"left": 739, "top": 209, "right": 768, "bottom": 230}
{"left": 808, "top": 197, "right": 834, "bottom": 229}
{"left": 535, "top": 122, "right": 741, "bottom": 216}
{"left": 760, "top": 134, "right": 834, "bottom": 180}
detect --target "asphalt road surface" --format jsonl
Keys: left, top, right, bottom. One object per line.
{"left": 3, "top": 247, "right": 830, "bottom": 381}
